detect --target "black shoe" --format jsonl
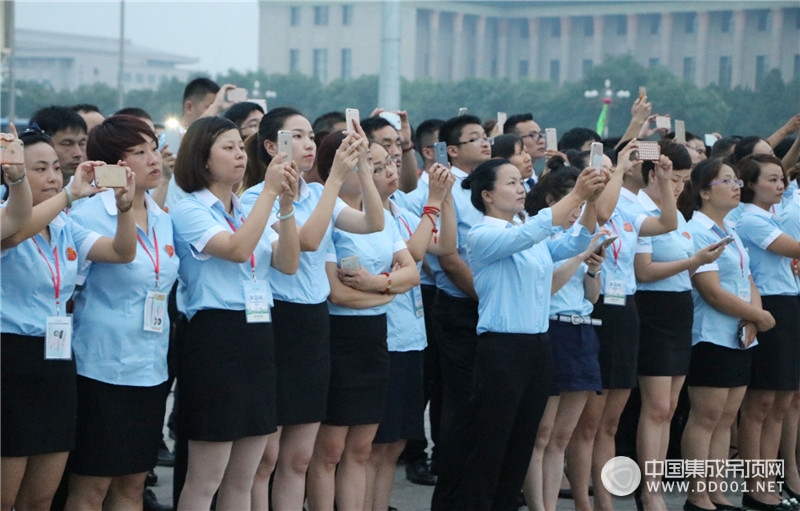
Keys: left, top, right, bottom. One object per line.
{"left": 405, "top": 459, "right": 436, "bottom": 486}
{"left": 156, "top": 440, "right": 174, "bottom": 467}
{"left": 742, "top": 494, "right": 795, "bottom": 511}
{"left": 712, "top": 502, "right": 746, "bottom": 511}
{"left": 684, "top": 501, "right": 716, "bottom": 511}
{"left": 786, "top": 487, "right": 800, "bottom": 501}
{"left": 143, "top": 488, "right": 172, "bottom": 511}
{"left": 145, "top": 468, "right": 158, "bottom": 487}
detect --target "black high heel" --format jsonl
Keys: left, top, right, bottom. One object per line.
{"left": 684, "top": 500, "right": 717, "bottom": 511}
{"left": 741, "top": 493, "right": 795, "bottom": 511}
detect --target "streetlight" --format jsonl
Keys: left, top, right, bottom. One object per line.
{"left": 584, "top": 79, "right": 630, "bottom": 138}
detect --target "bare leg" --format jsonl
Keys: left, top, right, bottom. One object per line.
{"left": 781, "top": 390, "right": 800, "bottom": 492}
{"left": 335, "top": 424, "right": 379, "bottom": 511}
{"left": 566, "top": 392, "right": 605, "bottom": 511}
{"left": 542, "top": 391, "right": 589, "bottom": 511}
{"left": 64, "top": 474, "right": 113, "bottom": 511}
{"left": 637, "top": 376, "right": 676, "bottom": 511}
{"left": 762, "top": 392, "right": 794, "bottom": 502}
{"left": 523, "top": 396, "right": 559, "bottom": 511}
{"left": 252, "top": 428, "right": 280, "bottom": 511}
{"left": 217, "top": 435, "right": 269, "bottom": 511}
{"left": 307, "top": 425, "right": 348, "bottom": 511}
{"left": 105, "top": 472, "right": 148, "bottom": 511}
{"left": 272, "top": 423, "right": 320, "bottom": 511}
{"left": 739, "top": 389, "right": 781, "bottom": 504}
{"left": 590, "top": 389, "right": 632, "bottom": 511}
{"left": 366, "top": 440, "right": 406, "bottom": 511}
{"left": 13, "top": 452, "right": 69, "bottom": 511}
{"left": 178, "top": 440, "right": 233, "bottom": 511}
{"left": 707, "top": 386, "right": 747, "bottom": 507}
{"left": 2, "top": 457, "right": 28, "bottom": 511}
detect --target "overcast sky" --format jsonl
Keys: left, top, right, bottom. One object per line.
{"left": 15, "top": 0, "right": 260, "bottom": 76}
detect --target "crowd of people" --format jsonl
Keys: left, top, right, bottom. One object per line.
{"left": 1, "top": 75, "right": 800, "bottom": 511}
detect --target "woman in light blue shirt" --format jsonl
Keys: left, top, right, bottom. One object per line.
{"left": 681, "top": 158, "right": 776, "bottom": 511}
{"left": 241, "top": 109, "right": 384, "bottom": 511}
{"left": 170, "top": 116, "right": 299, "bottom": 511}
{"left": 62, "top": 115, "right": 181, "bottom": 510}
{"left": 633, "top": 142, "right": 723, "bottom": 510}
{"left": 459, "top": 158, "right": 607, "bottom": 511}
{"left": 735, "top": 154, "right": 800, "bottom": 510}
{"left": 1, "top": 129, "right": 137, "bottom": 511}
{"left": 0, "top": 124, "right": 32, "bottom": 240}
{"left": 307, "top": 139, "right": 420, "bottom": 511}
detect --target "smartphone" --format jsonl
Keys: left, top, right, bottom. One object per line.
{"left": 458, "top": 107, "right": 468, "bottom": 116}
{"left": 340, "top": 255, "right": 360, "bottom": 270}
{"left": 157, "top": 132, "right": 167, "bottom": 151}
{"left": 277, "top": 130, "right": 293, "bottom": 161}
{"left": 738, "top": 325, "right": 747, "bottom": 349}
{"left": 638, "top": 86, "right": 647, "bottom": 99}
{"left": 704, "top": 133, "right": 719, "bottom": 147}
{"left": 545, "top": 128, "right": 558, "bottom": 151}
{"left": 674, "top": 120, "right": 686, "bottom": 144}
{"left": 596, "top": 236, "right": 619, "bottom": 252}
{"left": 637, "top": 140, "right": 661, "bottom": 161}
{"left": 379, "top": 111, "right": 402, "bottom": 131}
{"left": 0, "top": 138, "right": 24, "bottom": 164}
{"left": 711, "top": 235, "right": 735, "bottom": 250}
{"left": 163, "top": 123, "right": 182, "bottom": 156}
{"left": 94, "top": 164, "right": 128, "bottom": 188}
{"left": 434, "top": 141, "right": 449, "bottom": 167}
{"left": 589, "top": 142, "right": 604, "bottom": 170}
{"left": 655, "top": 115, "right": 671, "bottom": 131}
{"left": 496, "top": 112, "right": 507, "bottom": 134}
{"left": 226, "top": 87, "right": 248, "bottom": 103}
{"left": 345, "top": 108, "right": 360, "bottom": 133}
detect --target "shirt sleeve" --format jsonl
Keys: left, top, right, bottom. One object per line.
{"left": 171, "top": 200, "right": 226, "bottom": 256}
{"left": 738, "top": 214, "right": 782, "bottom": 250}
{"left": 547, "top": 223, "right": 592, "bottom": 262}
{"left": 466, "top": 209, "right": 554, "bottom": 269}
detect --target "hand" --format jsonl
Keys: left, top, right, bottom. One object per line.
{"left": 397, "top": 110, "right": 413, "bottom": 148}
{"left": 544, "top": 149, "right": 569, "bottom": 164}
{"left": 207, "top": 84, "right": 237, "bottom": 115}
{"left": 263, "top": 153, "right": 288, "bottom": 196}
{"left": 754, "top": 310, "right": 776, "bottom": 332}
{"left": 426, "top": 164, "right": 452, "bottom": 204}
{"left": 582, "top": 228, "right": 611, "bottom": 259}
{"left": 739, "top": 321, "right": 758, "bottom": 348}
{"left": 160, "top": 145, "right": 175, "bottom": 179}
{"left": 69, "top": 161, "right": 116, "bottom": 199}
{"left": 653, "top": 114, "right": 671, "bottom": 137}
{"left": 337, "top": 266, "right": 377, "bottom": 292}
{"left": 617, "top": 139, "right": 639, "bottom": 174}
{"left": 574, "top": 166, "right": 609, "bottom": 202}
{"left": 781, "top": 113, "right": 800, "bottom": 134}
{"left": 692, "top": 242, "right": 725, "bottom": 266}
{"left": 0, "top": 123, "right": 25, "bottom": 180}
{"left": 278, "top": 163, "right": 299, "bottom": 209}
{"left": 653, "top": 154, "right": 674, "bottom": 184}
{"left": 328, "top": 132, "right": 363, "bottom": 184}
{"left": 631, "top": 96, "right": 652, "bottom": 122}
{"left": 113, "top": 165, "right": 136, "bottom": 210}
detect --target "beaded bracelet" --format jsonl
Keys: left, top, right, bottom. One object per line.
{"left": 6, "top": 171, "right": 26, "bottom": 186}
{"left": 422, "top": 206, "right": 440, "bottom": 244}
{"left": 381, "top": 271, "right": 392, "bottom": 295}
{"left": 117, "top": 201, "right": 134, "bottom": 213}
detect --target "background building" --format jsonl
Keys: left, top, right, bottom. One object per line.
{"left": 258, "top": 0, "right": 800, "bottom": 89}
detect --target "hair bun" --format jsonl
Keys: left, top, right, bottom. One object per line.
{"left": 546, "top": 155, "right": 566, "bottom": 171}
{"left": 461, "top": 175, "right": 472, "bottom": 189}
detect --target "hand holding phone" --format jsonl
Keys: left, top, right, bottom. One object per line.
{"left": 711, "top": 235, "right": 735, "bottom": 251}
{"left": 226, "top": 87, "right": 248, "bottom": 103}
{"left": 595, "top": 236, "right": 619, "bottom": 253}
{"left": 345, "top": 108, "right": 360, "bottom": 133}
{"left": 94, "top": 165, "right": 128, "bottom": 188}
{"left": 589, "top": 142, "right": 604, "bottom": 171}
{"left": 277, "top": 130, "right": 293, "bottom": 161}
{"left": 433, "top": 141, "right": 449, "bottom": 167}
{"left": 655, "top": 115, "right": 671, "bottom": 131}
{"left": 340, "top": 255, "right": 360, "bottom": 270}
{"left": 545, "top": 128, "right": 558, "bottom": 151}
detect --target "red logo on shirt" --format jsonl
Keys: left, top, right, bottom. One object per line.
{"left": 682, "top": 232, "right": 691, "bottom": 239}
{"left": 623, "top": 222, "right": 634, "bottom": 232}
{"left": 66, "top": 247, "right": 77, "bottom": 261}
{"left": 165, "top": 245, "right": 175, "bottom": 257}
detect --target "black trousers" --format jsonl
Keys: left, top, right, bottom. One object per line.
{"left": 430, "top": 291, "right": 479, "bottom": 511}
{"left": 459, "top": 332, "right": 553, "bottom": 511}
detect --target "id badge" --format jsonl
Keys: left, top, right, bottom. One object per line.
{"left": 243, "top": 280, "right": 271, "bottom": 323}
{"left": 144, "top": 290, "right": 167, "bottom": 333}
{"left": 412, "top": 286, "right": 424, "bottom": 318}
{"left": 738, "top": 279, "right": 751, "bottom": 303}
{"left": 604, "top": 277, "right": 627, "bottom": 306}
{"left": 45, "top": 315, "right": 72, "bottom": 360}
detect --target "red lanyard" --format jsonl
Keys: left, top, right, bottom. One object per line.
{"left": 711, "top": 224, "right": 744, "bottom": 276}
{"left": 31, "top": 238, "right": 61, "bottom": 313}
{"left": 397, "top": 215, "right": 413, "bottom": 238}
{"left": 137, "top": 229, "right": 160, "bottom": 290}
{"left": 607, "top": 219, "right": 622, "bottom": 264}
{"left": 225, "top": 218, "right": 256, "bottom": 279}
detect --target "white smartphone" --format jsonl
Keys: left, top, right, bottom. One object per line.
{"left": 496, "top": 112, "right": 507, "bottom": 134}
{"left": 345, "top": 108, "right": 360, "bottom": 133}
{"left": 458, "top": 107, "right": 468, "bottom": 116}
{"left": 545, "top": 128, "right": 558, "bottom": 151}
{"left": 655, "top": 115, "right": 671, "bottom": 131}
{"left": 94, "top": 164, "right": 128, "bottom": 188}
{"left": 434, "top": 141, "right": 449, "bottom": 167}
{"left": 340, "top": 255, "right": 360, "bottom": 270}
{"left": 277, "top": 130, "right": 293, "bottom": 161}
{"left": 226, "top": 87, "right": 248, "bottom": 103}
{"left": 589, "top": 142, "right": 604, "bottom": 170}
{"left": 379, "top": 111, "right": 402, "bottom": 131}
{"left": 674, "top": 120, "right": 686, "bottom": 144}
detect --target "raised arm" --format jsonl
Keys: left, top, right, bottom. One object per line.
{"left": 270, "top": 164, "right": 300, "bottom": 275}
{"left": 615, "top": 97, "right": 652, "bottom": 150}
{"left": 86, "top": 167, "right": 138, "bottom": 263}
{"left": 639, "top": 156, "right": 679, "bottom": 236}
{"left": 404, "top": 165, "right": 456, "bottom": 260}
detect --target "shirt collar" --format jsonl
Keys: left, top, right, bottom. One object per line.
{"left": 297, "top": 177, "right": 310, "bottom": 201}
{"left": 387, "top": 199, "right": 403, "bottom": 218}
{"left": 194, "top": 188, "right": 242, "bottom": 213}
{"left": 742, "top": 202, "right": 774, "bottom": 219}
{"left": 481, "top": 214, "right": 520, "bottom": 228}
{"left": 637, "top": 189, "right": 659, "bottom": 212}
{"left": 691, "top": 210, "right": 716, "bottom": 229}
{"left": 619, "top": 187, "right": 638, "bottom": 203}
{"left": 450, "top": 165, "right": 468, "bottom": 180}
{"left": 100, "top": 189, "right": 162, "bottom": 216}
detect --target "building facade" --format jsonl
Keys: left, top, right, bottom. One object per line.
{"left": 12, "top": 29, "right": 197, "bottom": 92}
{"left": 257, "top": 0, "right": 800, "bottom": 89}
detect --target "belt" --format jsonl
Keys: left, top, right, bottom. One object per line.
{"left": 549, "top": 314, "right": 602, "bottom": 326}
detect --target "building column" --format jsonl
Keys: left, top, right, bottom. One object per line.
{"left": 696, "top": 11, "right": 709, "bottom": 86}
{"left": 475, "top": 15, "right": 486, "bottom": 78}
{"left": 731, "top": 9, "right": 746, "bottom": 88}
{"left": 626, "top": 14, "right": 638, "bottom": 57}
{"left": 770, "top": 8, "right": 784, "bottom": 73}
{"left": 452, "top": 13, "right": 465, "bottom": 81}
{"left": 428, "top": 10, "right": 439, "bottom": 80}
{"left": 660, "top": 12, "right": 672, "bottom": 70}
{"left": 528, "top": 17, "right": 540, "bottom": 80}
{"left": 592, "top": 15, "right": 604, "bottom": 67}
{"left": 497, "top": 19, "right": 508, "bottom": 78}
{"left": 559, "top": 15, "right": 571, "bottom": 85}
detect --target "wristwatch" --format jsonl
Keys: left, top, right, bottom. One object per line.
{"left": 586, "top": 269, "right": 601, "bottom": 279}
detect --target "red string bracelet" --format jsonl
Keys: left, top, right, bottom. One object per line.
{"left": 422, "top": 206, "right": 441, "bottom": 244}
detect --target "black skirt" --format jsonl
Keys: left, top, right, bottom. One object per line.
{"left": 325, "top": 314, "right": 389, "bottom": 426}
{"left": 686, "top": 341, "right": 752, "bottom": 388}
{"left": 178, "top": 309, "right": 276, "bottom": 441}
{"left": 1, "top": 333, "right": 77, "bottom": 457}
{"left": 593, "top": 296, "right": 640, "bottom": 389}
{"left": 68, "top": 376, "right": 170, "bottom": 476}
{"left": 373, "top": 350, "right": 426, "bottom": 443}
{"left": 636, "top": 290, "right": 693, "bottom": 377}
{"left": 272, "top": 300, "right": 331, "bottom": 426}
{"left": 750, "top": 295, "right": 800, "bottom": 391}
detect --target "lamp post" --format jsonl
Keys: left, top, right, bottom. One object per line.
{"left": 584, "top": 79, "right": 630, "bottom": 138}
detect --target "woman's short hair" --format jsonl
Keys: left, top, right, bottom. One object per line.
{"left": 86, "top": 115, "right": 156, "bottom": 164}
{"left": 738, "top": 153, "right": 786, "bottom": 204}
{"left": 174, "top": 116, "right": 238, "bottom": 193}
{"left": 461, "top": 158, "right": 510, "bottom": 214}
{"left": 223, "top": 102, "right": 265, "bottom": 126}
{"left": 681, "top": 158, "right": 727, "bottom": 219}
{"left": 491, "top": 134, "right": 523, "bottom": 159}
{"left": 641, "top": 140, "right": 692, "bottom": 185}
{"left": 525, "top": 157, "right": 581, "bottom": 216}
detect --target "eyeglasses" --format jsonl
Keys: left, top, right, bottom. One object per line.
{"left": 709, "top": 178, "right": 744, "bottom": 188}
{"left": 455, "top": 136, "right": 493, "bottom": 146}
{"left": 520, "top": 131, "right": 545, "bottom": 141}
{"left": 372, "top": 156, "right": 394, "bottom": 175}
